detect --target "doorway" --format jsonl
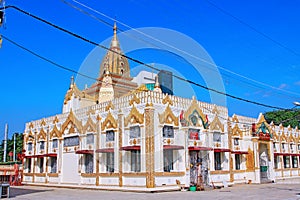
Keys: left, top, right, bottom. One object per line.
{"left": 259, "top": 143, "right": 270, "bottom": 182}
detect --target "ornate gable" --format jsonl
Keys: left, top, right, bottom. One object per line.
{"left": 124, "top": 106, "right": 144, "bottom": 127}
{"left": 105, "top": 101, "right": 115, "bottom": 111}
{"left": 281, "top": 132, "right": 287, "bottom": 142}
{"left": 232, "top": 115, "right": 239, "bottom": 123}
{"left": 289, "top": 134, "right": 296, "bottom": 143}
{"left": 61, "top": 110, "right": 83, "bottom": 134}
{"left": 37, "top": 128, "right": 46, "bottom": 141}
{"left": 102, "top": 111, "right": 117, "bottom": 131}
{"left": 210, "top": 115, "right": 224, "bottom": 132}
{"left": 162, "top": 94, "right": 173, "bottom": 106}
{"left": 129, "top": 94, "right": 141, "bottom": 106}
{"left": 183, "top": 98, "right": 207, "bottom": 128}
{"left": 25, "top": 130, "right": 35, "bottom": 143}
{"left": 159, "top": 105, "right": 179, "bottom": 126}
{"left": 273, "top": 131, "right": 279, "bottom": 142}
{"left": 83, "top": 116, "right": 96, "bottom": 133}
{"left": 232, "top": 124, "right": 243, "bottom": 138}
{"left": 50, "top": 125, "right": 62, "bottom": 139}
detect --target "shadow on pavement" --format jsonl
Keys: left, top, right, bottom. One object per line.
{"left": 9, "top": 187, "right": 53, "bottom": 198}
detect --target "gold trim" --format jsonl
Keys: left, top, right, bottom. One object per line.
{"left": 35, "top": 173, "right": 46, "bottom": 177}
{"left": 145, "top": 106, "right": 155, "bottom": 188}
{"left": 105, "top": 101, "right": 115, "bottom": 111}
{"left": 246, "top": 148, "right": 254, "bottom": 171}
{"left": 83, "top": 116, "right": 96, "bottom": 133}
{"left": 232, "top": 115, "right": 239, "bottom": 123}
{"left": 159, "top": 105, "right": 179, "bottom": 126}
{"left": 24, "top": 173, "right": 34, "bottom": 176}
{"left": 48, "top": 173, "right": 59, "bottom": 177}
{"left": 50, "top": 125, "right": 62, "bottom": 139}
{"left": 210, "top": 115, "right": 224, "bottom": 132}
{"left": 154, "top": 172, "right": 185, "bottom": 176}
{"left": 162, "top": 94, "right": 173, "bottom": 106}
{"left": 184, "top": 98, "right": 207, "bottom": 127}
{"left": 210, "top": 170, "right": 230, "bottom": 175}
{"left": 41, "top": 119, "right": 46, "bottom": 126}
{"left": 102, "top": 111, "right": 117, "bottom": 131}
{"left": 25, "top": 130, "right": 35, "bottom": 143}
{"left": 61, "top": 110, "right": 83, "bottom": 134}
{"left": 53, "top": 116, "right": 59, "bottom": 124}
{"left": 129, "top": 94, "right": 141, "bottom": 106}
{"left": 124, "top": 106, "right": 144, "bottom": 127}
{"left": 98, "top": 173, "right": 119, "bottom": 177}
{"left": 122, "top": 172, "right": 148, "bottom": 177}
{"left": 29, "top": 122, "right": 34, "bottom": 129}
{"left": 232, "top": 124, "right": 243, "bottom": 138}
{"left": 81, "top": 173, "right": 97, "bottom": 177}
{"left": 37, "top": 128, "right": 46, "bottom": 141}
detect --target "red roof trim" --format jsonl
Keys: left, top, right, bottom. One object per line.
{"left": 188, "top": 146, "right": 213, "bottom": 151}
{"left": 45, "top": 153, "right": 57, "bottom": 157}
{"left": 75, "top": 150, "right": 94, "bottom": 154}
{"left": 274, "top": 153, "right": 300, "bottom": 156}
{"left": 214, "top": 148, "right": 231, "bottom": 152}
{"left": 96, "top": 148, "right": 114, "bottom": 153}
{"left": 121, "top": 146, "right": 141, "bottom": 151}
{"left": 163, "top": 145, "right": 184, "bottom": 150}
{"left": 231, "top": 151, "right": 248, "bottom": 154}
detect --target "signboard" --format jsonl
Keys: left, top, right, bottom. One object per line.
{"left": 189, "top": 129, "right": 200, "bottom": 140}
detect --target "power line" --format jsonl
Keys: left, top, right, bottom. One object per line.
{"left": 204, "top": 0, "right": 300, "bottom": 58}
{"left": 64, "top": 0, "right": 300, "bottom": 99}
{"left": 0, "top": 5, "right": 288, "bottom": 110}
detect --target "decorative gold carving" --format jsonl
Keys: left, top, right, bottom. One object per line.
{"left": 124, "top": 106, "right": 144, "bottom": 127}
{"left": 41, "top": 119, "right": 46, "bottom": 126}
{"left": 61, "top": 110, "right": 83, "bottom": 134}
{"left": 101, "top": 111, "right": 117, "bottom": 131}
{"left": 159, "top": 105, "right": 179, "bottom": 126}
{"left": 50, "top": 125, "right": 62, "bottom": 139}
{"left": 210, "top": 170, "right": 230, "bottom": 175}
{"left": 210, "top": 116, "right": 224, "bottom": 132}
{"left": 281, "top": 133, "right": 287, "bottom": 142}
{"left": 29, "top": 122, "right": 34, "bottom": 129}
{"left": 83, "top": 116, "right": 96, "bottom": 133}
{"left": 105, "top": 101, "right": 115, "bottom": 111}
{"left": 87, "top": 108, "right": 95, "bottom": 116}
{"left": 256, "top": 114, "right": 271, "bottom": 133}
{"left": 232, "top": 115, "right": 239, "bottom": 123}
{"left": 118, "top": 112, "right": 123, "bottom": 187}
{"left": 212, "top": 105, "right": 220, "bottom": 115}
{"left": 25, "top": 131, "right": 35, "bottom": 143}
{"left": 232, "top": 124, "right": 243, "bottom": 138}
{"left": 246, "top": 148, "right": 254, "bottom": 171}
{"left": 37, "top": 128, "right": 46, "bottom": 141}
{"left": 289, "top": 134, "right": 295, "bottom": 143}
{"left": 48, "top": 173, "right": 59, "bottom": 177}
{"left": 129, "top": 94, "right": 141, "bottom": 106}
{"left": 162, "top": 94, "right": 173, "bottom": 106}
{"left": 96, "top": 115, "right": 102, "bottom": 121}
{"left": 184, "top": 98, "right": 207, "bottom": 127}
{"left": 145, "top": 106, "right": 155, "bottom": 188}
{"left": 81, "top": 173, "right": 97, "bottom": 177}
{"left": 53, "top": 116, "right": 59, "bottom": 124}
{"left": 154, "top": 172, "right": 185, "bottom": 176}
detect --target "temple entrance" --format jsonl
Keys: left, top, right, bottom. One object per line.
{"left": 189, "top": 151, "right": 209, "bottom": 187}
{"left": 259, "top": 143, "right": 271, "bottom": 183}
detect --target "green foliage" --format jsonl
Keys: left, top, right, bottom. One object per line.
{"left": 0, "top": 133, "right": 23, "bottom": 163}
{"left": 264, "top": 108, "right": 300, "bottom": 128}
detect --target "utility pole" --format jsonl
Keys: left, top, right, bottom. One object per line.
{"left": 3, "top": 123, "right": 8, "bottom": 162}
{"left": 13, "top": 133, "right": 16, "bottom": 162}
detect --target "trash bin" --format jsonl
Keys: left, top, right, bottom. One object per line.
{"left": 0, "top": 183, "right": 10, "bottom": 198}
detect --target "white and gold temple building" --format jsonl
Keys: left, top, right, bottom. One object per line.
{"left": 23, "top": 25, "right": 300, "bottom": 191}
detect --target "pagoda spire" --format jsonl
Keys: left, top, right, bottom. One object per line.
{"left": 110, "top": 22, "right": 119, "bottom": 48}
{"left": 153, "top": 75, "right": 162, "bottom": 93}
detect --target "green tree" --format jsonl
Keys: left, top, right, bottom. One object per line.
{"left": 264, "top": 108, "right": 300, "bottom": 128}
{"left": 0, "top": 133, "right": 23, "bottom": 163}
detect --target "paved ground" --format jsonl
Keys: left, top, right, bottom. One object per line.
{"left": 7, "top": 183, "right": 300, "bottom": 200}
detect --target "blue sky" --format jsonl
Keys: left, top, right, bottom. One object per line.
{"left": 1, "top": 0, "right": 300, "bottom": 138}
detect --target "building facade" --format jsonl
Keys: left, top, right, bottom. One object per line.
{"left": 22, "top": 25, "right": 300, "bottom": 190}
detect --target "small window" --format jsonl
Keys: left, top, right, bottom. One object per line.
{"left": 52, "top": 139, "right": 58, "bottom": 149}
{"left": 273, "top": 143, "right": 276, "bottom": 149}
{"left": 40, "top": 141, "right": 45, "bottom": 150}
{"left": 64, "top": 136, "right": 79, "bottom": 147}
{"left": 298, "top": 144, "right": 300, "bottom": 150}
{"left": 86, "top": 134, "right": 94, "bottom": 144}
{"left": 106, "top": 152, "right": 114, "bottom": 172}
{"left": 274, "top": 156, "right": 278, "bottom": 169}
{"left": 163, "top": 126, "right": 174, "bottom": 138}
{"left": 28, "top": 143, "right": 33, "bottom": 151}
{"left": 234, "top": 138, "right": 239, "bottom": 145}
{"left": 213, "top": 132, "right": 221, "bottom": 142}
{"left": 50, "top": 157, "right": 57, "bottom": 173}
{"left": 290, "top": 144, "right": 294, "bottom": 151}
{"left": 131, "top": 150, "right": 141, "bottom": 172}
{"left": 235, "top": 154, "right": 241, "bottom": 170}
{"left": 85, "top": 154, "right": 94, "bottom": 173}
{"left": 163, "top": 149, "right": 173, "bottom": 172}
{"left": 283, "top": 156, "right": 290, "bottom": 168}
{"left": 214, "top": 152, "right": 221, "bottom": 170}
{"left": 188, "top": 129, "right": 200, "bottom": 140}
{"left": 106, "top": 130, "right": 115, "bottom": 142}
{"left": 130, "top": 126, "right": 140, "bottom": 139}
{"left": 39, "top": 158, "right": 44, "bottom": 173}
{"left": 292, "top": 156, "right": 298, "bottom": 168}
{"left": 282, "top": 143, "right": 285, "bottom": 150}
{"left": 27, "top": 158, "right": 32, "bottom": 173}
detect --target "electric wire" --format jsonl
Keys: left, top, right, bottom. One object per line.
{"left": 64, "top": 0, "right": 300, "bottom": 99}
{"left": 0, "top": 5, "right": 290, "bottom": 110}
